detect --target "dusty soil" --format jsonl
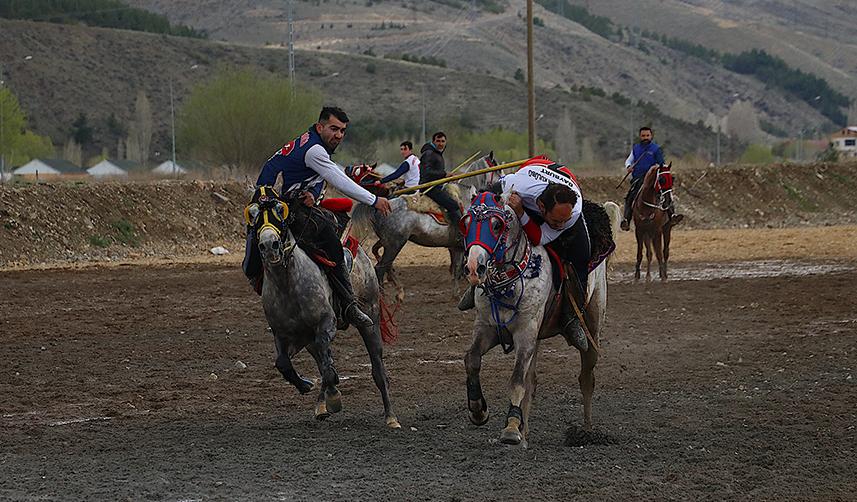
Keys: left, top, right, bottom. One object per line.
{"left": 1, "top": 254, "right": 856, "bottom": 500}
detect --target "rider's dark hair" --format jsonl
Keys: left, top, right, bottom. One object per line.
{"left": 319, "top": 106, "right": 349, "bottom": 124}
{"left": 432, "top": 131, "right": 446, "bottom": 141}
{"left": 639, "top": 126, "right": 653, "bottom": 134}
{"left": 538, "top": 183, "right": 577, "bottom": 212}
{"left": 400, "top": 141, "right": 413, "bottom": 150}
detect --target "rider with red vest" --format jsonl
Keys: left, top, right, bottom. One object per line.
{"left": 242, "top": 107, "right": 392, "bottom": 328}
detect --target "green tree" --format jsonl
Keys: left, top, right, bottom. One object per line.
{"left": 0, "top": 87, "right": 53, "bottom": 168}
{"left": 70, "top": 113, "right": 94, "bottom": 147}
{"left": 178, "top": 68, "right": 322, "bottom": 173}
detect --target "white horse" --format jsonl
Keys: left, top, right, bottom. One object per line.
{"left": 350, "top": 155, "right": 495, "bottom": 286}
{"left": 461, "top": 191, "right": 620, "bottom": 446}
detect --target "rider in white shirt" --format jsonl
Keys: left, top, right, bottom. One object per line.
{"left": 380, "top": 141, "right": 421, "bottom": 188}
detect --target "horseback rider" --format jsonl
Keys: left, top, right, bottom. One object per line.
{"left": 419, "top": 131, "right": 463, "bottom": 226}
{"left": 242, "top": 106, "right": 392, "bottom": 328}
{"left": 379, "top": 141, "right": 421, "bottom": 188}
{"left": 459, "top": 156, "right": 591, "bottom": 350}
{"left": 620, "top": 127, "right": 683, "bottom": 231}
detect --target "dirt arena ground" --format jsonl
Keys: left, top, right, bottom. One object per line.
{"left": 1, "top": 227, "right": 856, "bottom": 501}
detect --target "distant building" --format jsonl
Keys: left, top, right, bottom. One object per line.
{"left": 152, "top": 160, "right": 188, "bottom": 176}
{"left": 87, "top": 159, "right": 141, "bottom": 178}
{"left": 13, "top": 159, "right": 85, "bottom": 178}
{"left": 830, "top": 126, "right": 857, "bottom": 158}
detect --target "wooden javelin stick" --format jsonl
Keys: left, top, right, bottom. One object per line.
{"left": 423, "top": 150, "right": 482, "bottom": 195}
{"left": 615, "top": 151, "right": 651, "bottom": 189}
{"left": 392, "top": 158, "right": 528, "bottom": 196}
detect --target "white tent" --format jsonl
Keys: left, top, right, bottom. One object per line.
{"left": 87, "top": 159, "right": 130, "bottom": 178}
{"left": 152, "top": 160, "right": 187, "bottom": 176}
{"left": 14, "top": 158, "right": 83, "bottom": 176}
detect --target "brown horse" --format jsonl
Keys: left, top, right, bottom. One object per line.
{"left": 633, "top": 164, "right": 671, "bottom": 281}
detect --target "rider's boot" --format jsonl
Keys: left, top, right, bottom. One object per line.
{"left": 620, "top": 200, "right": 632, "bottom": 231}
{"left": 448, "top": 207, "right": 465, "bottom": 245}
{"left": 561, "top": 267, "right": 589, "bottom": 352}
{"left": 562, "top": 313, "right": 589, "bottom": 352}
{"left": 458, "top": 284, "right": 476, "bottom": 311}
{"left": 668, "top": 207, "right": 684, "bottom": 227}
{"left": 327, "top": 261, "right": 374, "bottom": 328}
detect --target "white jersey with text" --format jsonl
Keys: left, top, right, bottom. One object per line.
{"left": 499, "top": 160, "right": 583, "bottom": 246}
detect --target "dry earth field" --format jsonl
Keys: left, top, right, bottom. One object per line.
{"left": 1, "top": 224, "right": 856, "bottom": 500}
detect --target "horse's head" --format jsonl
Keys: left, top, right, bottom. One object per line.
{"left": 244, "top": 186, "right": 296, "bottom": 266}
{"left": 459, "top": 191, "right": 519, "bottom": 286}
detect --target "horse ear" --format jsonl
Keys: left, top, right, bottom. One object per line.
{"left": 668, "top": 161, "right": 672, "bottom": 168}
{"left": 371, "top": 162, "right": 377, "bottom": 168}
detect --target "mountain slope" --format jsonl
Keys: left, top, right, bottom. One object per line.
{"left": 0, "top": 18, "right": 739, "bottom": 170}
{"left": 125, "top": 0, "right": 849, "bottom": 132}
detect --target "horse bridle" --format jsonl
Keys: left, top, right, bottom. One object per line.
{"left": 245, "top": 187, "right": 297, "bottom": 266}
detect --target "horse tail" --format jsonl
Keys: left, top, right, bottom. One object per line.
{"left": 603, "top": 201, "right": 621, "bottom": 243}
{"left": 351, "top": 203, "right": 377, "bottom": 243}
{"left": 602, "top": 201, "right": 621, "bottom": 267}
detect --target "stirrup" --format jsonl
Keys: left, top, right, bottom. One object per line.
{"left": 670, "top": 214, "right": 684, "bottom": 227}
{"left": 620, "top": 219, "right": 630, "bottom": 231}
{"left": 458, "top": 285, "right": 476, "bottom": 311}
{"left": 345, "top": 303, "right": 374, "bottom": 328}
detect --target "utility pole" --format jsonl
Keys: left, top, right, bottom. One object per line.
{"left": 170, "top": 77, "right": 177, "bottom": 177}
{"left": 715, "top": 122, "right": 721, "bottom": 166}
{"left": 0, "top": 63, "right": 5, "bottom": 180}
{"left": 287, "top": 0, "right": 295, "bottom": 93}
{"left": 421, "top": 83, "right": 426, "bottom": 145}
{"left": 526, "top": 0, "right": 536, "bottom": 156}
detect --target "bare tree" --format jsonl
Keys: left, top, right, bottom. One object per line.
{"left": 63, "top": 139, "right": 82, "bottom": 167}
{"left": 126, "top": 91, "right": 153, "bottom": 165}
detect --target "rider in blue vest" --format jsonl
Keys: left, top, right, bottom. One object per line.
{"left": 620, "top": 127, "right": 683, "bottom": 230}
{"left": 243, "top": 107, "right": 392, "bottom": 327}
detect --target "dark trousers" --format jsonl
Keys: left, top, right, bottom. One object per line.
{"left": 623, "top": 178, "right": 644, "bottom": 221}
{"left": 424, "top": 185, "right": 462, "bottom": 223}
{"left": 547, "top": 216, "right": 591, "bottom": 295}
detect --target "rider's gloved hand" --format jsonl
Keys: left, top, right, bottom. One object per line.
{"left": 373, "top": 196, "right": 392, "bottom": 216}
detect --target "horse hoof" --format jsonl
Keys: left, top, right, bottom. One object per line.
{"left": 468, "top": 399, "right": 490, "bottom": 426}
{"left": 386, "top": 416, "right": 402, "bottom": 429}
{"left": 499, "top": 427, "right": 522, "bottom": 445}
{"left": 325, "top": 389, "right": 342, "bottom": 414}
{"left": 315, "top": 401, "right": 330, "bottom": 421}
{"left": 297, "top": 377, "right": 315, "bottom": 395}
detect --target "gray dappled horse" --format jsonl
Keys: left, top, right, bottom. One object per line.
{"left": 247, "top": 188, "right": 400, "bottom": 428}
{"left": 351, "top": 155, "right": 495, "bottom": 286}
{"left": 461, "top": 191, "right": 620, "bottom": 446}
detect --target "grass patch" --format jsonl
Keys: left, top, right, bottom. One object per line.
{"left": 827, "top": 171, "right": 856, "bottom": 188}
{"left": 89, "top": 235, "right": 111, "bottom": 248}
{"left": 111, "top": 219, "right": 140, "bottom": 247}
{"left": 781, "top": 182, "right": 818, "bottom": 212}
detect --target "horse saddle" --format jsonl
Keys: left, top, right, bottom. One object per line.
{"left": 401, "top": 185, "right": 464, "bottom": 226}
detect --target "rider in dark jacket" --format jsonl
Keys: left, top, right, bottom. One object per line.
{"left": 418, "top": 131, "right": 462, "bottom": 226}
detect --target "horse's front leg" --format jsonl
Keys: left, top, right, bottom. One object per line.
{"left": 273, "top": 335, "right": 313, "bottom": 394}
{"left": 653, "top": 231, "right": 666, "bottom": 281}
{"left": 465, "top": 321, "right": 499, "bottom": 427}
{"left": 634, "top": 230, "right": 643, "bottom": 281}
{"left": 645, "top": 238, "right": 653, "bottom": 282}
{"left": 500, "top": 322, "right": 539, "bottom": 446}
{"left": 662, "top": 225, "right": 671, "bottom": 280}
{"left": 307, "top": 318, "right": 340, "bottom": 421}
{"left": 520, "top": 342, "right": 540, "bottom": 441}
